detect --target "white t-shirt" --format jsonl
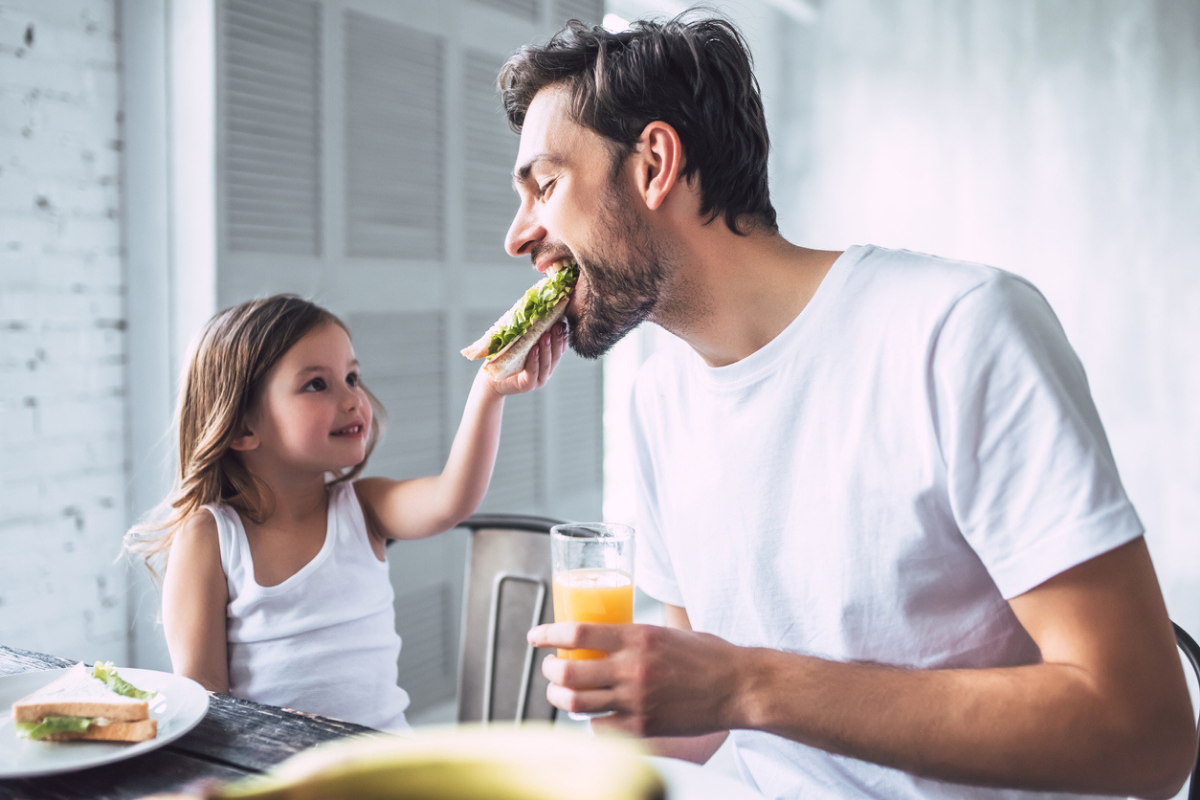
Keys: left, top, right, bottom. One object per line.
{"left": 629, "top": 245, "right": 1143, "bottom": 800}
{"left": 208, "top": 480, "right": 411, "bottom": 732}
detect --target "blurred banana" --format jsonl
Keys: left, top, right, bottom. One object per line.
{"left": 207, "top": 725, "right": 666, "bottom": 800}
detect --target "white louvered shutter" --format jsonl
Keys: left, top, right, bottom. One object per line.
{"left": 460, "top": 312, "right": 544, "bottom": 513}
{"left": 546, "top": 351, "right": 604, "bottom": 501}
{"left": 344, "top": 12, "right": 443, "bottom": 260}
{"left": 464, "top": 49, "right": 519, "bottom": 265}
{"left": 348, "top": 311, "right": 447, "bottom": 481}
{"left": 222, "top": 0, "right": 321, "bottom": 255}
{"left": 392, "top": 582, "right": 456, "bottom": 709}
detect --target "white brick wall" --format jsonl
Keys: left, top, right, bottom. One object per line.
{"left": 0, "top": 0, "right": 128, "bottom": 663}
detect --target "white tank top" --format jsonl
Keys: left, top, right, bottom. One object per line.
{"left": 207, "top": 480, "right": 411, "bottom": 732}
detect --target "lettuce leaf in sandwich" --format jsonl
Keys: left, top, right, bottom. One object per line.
{"left": 461, "top": 261, "right": 579, "bottom": 379}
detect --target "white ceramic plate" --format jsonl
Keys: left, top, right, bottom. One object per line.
{"left": 0, "top": 666, "right": 210, "bottom": 779}
{"left": 648, "top": 755, "right": 764, "bottom": 800}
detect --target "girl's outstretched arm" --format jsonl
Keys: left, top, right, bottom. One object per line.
{"left": 356, "top": 322, "right": 566, "bottom": 541}
{"left": 162, "top": 511, "right": 230, "bottom": 693}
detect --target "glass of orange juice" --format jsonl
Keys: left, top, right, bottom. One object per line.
{"left": 549, "top": 522, "right": 635, "bottom": 720}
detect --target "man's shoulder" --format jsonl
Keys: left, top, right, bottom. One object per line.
{"left": 848, "top": 244, "right": 1042, "bottom": 320}
{"left": 853, "top": 244, "right": 1005, "bottom": 289}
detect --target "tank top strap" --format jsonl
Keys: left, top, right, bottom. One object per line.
{"left": 203, "top": 502, "right": 250, "bottom": 601}
{"left": 329, "top": 480, "right": 377, "bottom": 555}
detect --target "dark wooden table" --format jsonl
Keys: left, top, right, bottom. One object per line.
{"left": 0, "top": 645, "right": 379, "bottom": 800}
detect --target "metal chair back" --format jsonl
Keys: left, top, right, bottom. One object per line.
{"left": 456, "top": 513, "right": 565, "bottom": 724}
{"left": 1175, "top": 622, "right": 1200, "bottom": 800}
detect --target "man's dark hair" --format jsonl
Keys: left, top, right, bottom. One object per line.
{"left": 499, "top": 13, "right": 778, "bottom": 235}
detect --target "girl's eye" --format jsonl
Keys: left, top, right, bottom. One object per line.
{"left": 346, "top": 372, "right": 359, "bottom": 388}
{"left": 304, "top": 377, "right": 327, "bottom": 392}
{"left": 537, "top": 179, "right": 555, "bottom": 199}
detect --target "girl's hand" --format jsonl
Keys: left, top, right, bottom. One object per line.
{"left": 487, "top": 321, "right": 568, "bottom": 396}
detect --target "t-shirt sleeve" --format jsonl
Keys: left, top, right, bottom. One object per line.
{"left": 628, "top": 368, "right": 686, "bottom": 608}
{"left": 932, "top": 272, "right": 1144, "bottom": 599}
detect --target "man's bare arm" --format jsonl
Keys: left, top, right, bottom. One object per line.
{"left": 531, "top": 538, "right": 1196, "bottom": 798}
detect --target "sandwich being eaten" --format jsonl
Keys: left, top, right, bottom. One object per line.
{"left": 12, "top": 661, "right": 158, "bottom": 743}
{"left": 461, "top": 260, "right": 578, "bottom": 380}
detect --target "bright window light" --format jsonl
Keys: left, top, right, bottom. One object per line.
{"left": 603, "top": 13, "right": 631, "bottom": 32}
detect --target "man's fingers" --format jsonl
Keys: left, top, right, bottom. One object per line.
{"left": 528, "top": 621, "right": 624, "bottom": 652}
{"left": 541, "top": 654, "right": 613, "bottom": 688}
{"left": 545, "top": 682, "right": 619, "bottom": 717}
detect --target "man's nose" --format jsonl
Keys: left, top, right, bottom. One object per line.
{"left": 505, "top": 202, "right": 545, "bottom": 258}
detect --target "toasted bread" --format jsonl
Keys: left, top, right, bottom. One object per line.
{"left": 40, "top": 718, "right": 158, "bottom": 743}
{"left": 12, "top": 662, "right": 157, "bottom": 743}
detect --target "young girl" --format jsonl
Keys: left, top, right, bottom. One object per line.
{"left": 125, "top": 294, "right": 565, "bottom": 732}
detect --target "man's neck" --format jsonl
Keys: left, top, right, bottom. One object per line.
{"left": 652, "top": 225, "right": 841, "bottom": 368}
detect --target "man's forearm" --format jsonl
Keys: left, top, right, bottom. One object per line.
{"left": 732, "top": 646, "right": 1188, "bottom": 798}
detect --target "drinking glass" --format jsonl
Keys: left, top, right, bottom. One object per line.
{"left": 549, "top": 522, "right": 635, "bottom": 720}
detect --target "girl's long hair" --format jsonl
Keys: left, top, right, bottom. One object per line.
{"left": 124, "top": 295, "right": 386, "bottom": 581}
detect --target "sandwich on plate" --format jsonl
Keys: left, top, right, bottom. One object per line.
{"left": 461, "top": 260, "right": 578, "bottom": 380}
{"left": 12, "top": 661, "right": 158, "bottom": 743}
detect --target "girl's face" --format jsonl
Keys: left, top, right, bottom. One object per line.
{"left": 238, "top": 322, "right": 372, "bottom": 477}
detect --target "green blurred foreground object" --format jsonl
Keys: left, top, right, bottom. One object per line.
{"left": 149, "top": 725, "right": 666, "bottom": 800}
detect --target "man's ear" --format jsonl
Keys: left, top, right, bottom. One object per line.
{"left": 229, "top": 426, "right": 259, "bottom": 452}
{"left": 633, "top": 120, "right": 684, "bottom": 211}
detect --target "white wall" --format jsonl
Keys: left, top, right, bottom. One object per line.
{"left": 0, "top": 0, "right": 129, "bottom": 662}
{"left": 785, "top": 0, "right": 1200, "bottom": 634}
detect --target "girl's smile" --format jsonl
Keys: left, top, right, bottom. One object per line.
{"left": 330, "top": 421, "right": 367, "bottom": 439}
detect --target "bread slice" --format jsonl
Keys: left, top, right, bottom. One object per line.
{"left": 480, "top": 296, "right": 569, "bottom": 381}
{"left": 41, "top": 718, "right": 158, "bottom": 743}
{"left": 460, "top": 287, "right": 533, "bottom": 361}
{"left": 13, "top": 663, "right": 149, "bottom": 724}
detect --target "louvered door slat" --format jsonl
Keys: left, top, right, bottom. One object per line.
{"left": 393, "top": 582, "right": 455, "bottom": 714}
{"left": 227, "top": 61, "right": 319, "bottom": 93}
{"left": 549, "top": 353, "right": 603, "bottom": 494}
{"left": 464, "top": 49, "right": 521, "bottom": 265}
{"left": 468, "top": 0, "right": 539, "bottom": 22}
{"left": 553, "top": 0, "right": 604, "bottom": 25}
{"left": 226, "top": 0, "right": 317, "bottom": 31}
{"left": 344, "top": 11, "right": 444, "bottom": 260}
{"left": 462, "top": 312, "right": 542, "bottom": 511}
{"left": 351, "top": 311, "right": 448, "bottom": 482}
{"left": 222, "top": 0, "right": 321, "bottom": 255}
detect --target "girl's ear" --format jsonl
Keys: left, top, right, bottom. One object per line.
{"left": 229, "top": 427, "right": 259, "bottom": 452}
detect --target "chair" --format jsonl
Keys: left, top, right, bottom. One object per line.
{"left": 1175, "top": 622, "right": 1200, "bottom": 800}
{"left": 455, "top": 513, "right": 566, "bottom": 725}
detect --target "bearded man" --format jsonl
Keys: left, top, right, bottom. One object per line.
{"left": 503, "top": 14, "right": 1196, "bottom": 800}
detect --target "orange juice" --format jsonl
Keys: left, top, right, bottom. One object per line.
{"left": 551, "top": 568, "right": 634, "bottom": 660}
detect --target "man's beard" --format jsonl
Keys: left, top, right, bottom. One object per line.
{"left": 566, "top": 184, "right": 669, "bottom": 360}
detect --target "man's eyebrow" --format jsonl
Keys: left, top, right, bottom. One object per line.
{"left": 512, "top": 154, "right": 565, "bottom": 187}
